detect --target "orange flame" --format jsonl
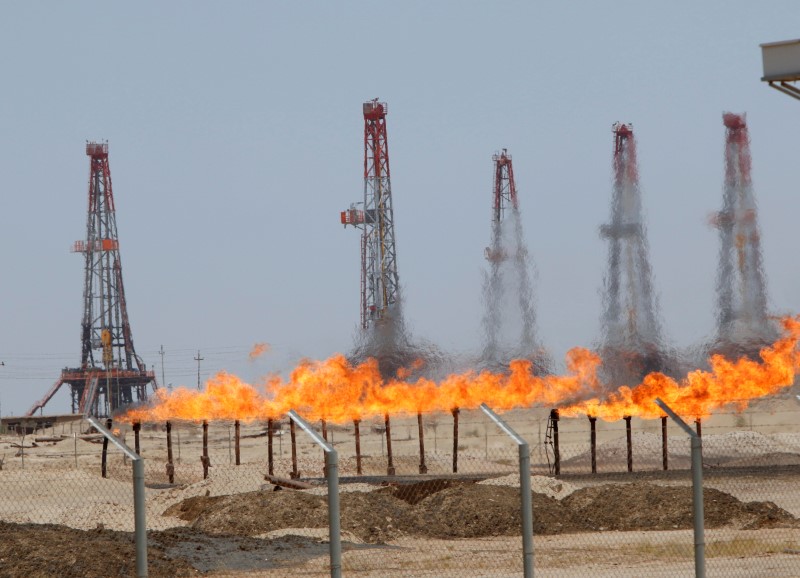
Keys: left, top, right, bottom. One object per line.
{"left": 248, "top": 342, "right": 270, "bottom": 360}
{"left": 121, "top": 317, "right": 800, "bottom": 425}
{"left": 561, "top": 316, "right": 800, "bottom": 420}
{"left": 124, "top": 372, "right": 272, "bottom": 423}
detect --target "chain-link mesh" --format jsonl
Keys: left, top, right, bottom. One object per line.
{"left": 3, "top": 400, "right": 800, "bottom": 577}
{"left": 0, "top": 417, "right": 171, "bottom": 577}
{"left": 532, "top": 401, "right": 800, "bottom": 577}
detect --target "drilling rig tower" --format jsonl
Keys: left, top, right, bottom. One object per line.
{"left": 27, "top": 142, "right": 156, "bottom": 417}
{"left": 710, "top": 113, "right": 777, "bottom": 359}
{"left": 599, "top": 123, "right": 668, "bottom": 386}
{"left": 341, "top": 99, "right": 400, "bottom": 330}
{"left": 481, "top": 149, "right": 549, "bottom": 373}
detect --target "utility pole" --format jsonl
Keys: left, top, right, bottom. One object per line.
{"left": 159, "top": 345, "right": 166, "bottom": 390}
{"left": 194, "top": 350, "right": 204, "bottom": 391}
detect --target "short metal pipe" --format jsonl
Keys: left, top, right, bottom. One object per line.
{"left": 589, "top": 416, "right": 597, "bottom": 474}
{"left": 662, "top": 416, "right": 668, "bottom": 471}
{"left": 452, "top": 407, "right": 460, "bottom": 473}
{"left": 624, "top": 416, "right": 633, "bottom": 472}
{"left": 321, "top": 419, "right": 328, "bottom": 441}
{"left": 695, "top": 418, "right": 702, "bottom": 439}
{"left": 267, "top": 418, "right": 274, "bottom": 476}
{"left": 384, "top": 413, "right": 395, "bottom": 476}
{"left": 417, "top": 412, "right": 427, "bottom": 474}
{"left": 234, "top": 420, "right": 241, "bottom": 465}
{"left": 133, "top": 458, "right": 149, "bottom": 577}
{"left": 290, "top": 419, "right": 299, "bottom": 479}
{"left": 353, "top": 419, "right": 362, "bottom": 475}
{"left": 202, "top": 420, "right": 209, "bottom": 480}
{"left": 166, "top": 421, "right": 174, "bottom": 484}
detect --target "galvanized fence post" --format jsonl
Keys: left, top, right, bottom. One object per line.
{"left": 288, "top": 410, "right": 342, "bottom": 578}
{"left": 480, "top": 403, "right": 534, "bottom": 578}
{"left": 654, "top": 398, "right": 705, "bottom": 578}
{"left": 88, "top": 416, "right": 149, "bottom": 578}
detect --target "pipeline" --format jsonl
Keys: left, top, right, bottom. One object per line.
{"left": 385, "top": 413, "right": 396, "bottom": 476}
{"left": 417, "top": 412, "right": 427, "bottom": 474}
{"left": 550, "top": 409, "right": 560, "bottom": 475}
{"left": 202, "top": 420, "right": 210, "bottom": 479}
{"left": 624, "top": 416, "right": 633, "bottom": 473}
{"left": 101, "top": 418, "right": 112, "bottom": 478}
{"left": 589, "top": 415, "right": 597, "bottom": 474}
{"left": 234, "top": 420, "right": 241, "bottom": 466}
{"left": 353, "top": 419, "right": 362, "bottom": 475}
{"left": 166, "top": 421, "right": 175, "bottom": 484}
{"left": 452, "top": 407, "right": 460, "bottom": 473}
{"left": 290, "top": 418, "right": 299, "bottom": 479}
{"left": 662, "top": 416, "right": 668, "bottom": 471}
{"left": 133, "top": 421, "right": 141, "bottom": 456}
{"left": 267, "top": 418, "right": 274, "bottom": 476}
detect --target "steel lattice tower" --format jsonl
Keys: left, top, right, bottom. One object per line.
{"left": 492, "top": 149, "right": 518, "bottom": 222}
{"left": 481, "top": 149, "right": 547, "bottom": 372}
{"left": 341, "top": 99, "right": 400, "bottom": 330}
{"left": 28, "top": 142, "right": 155, "bottom": 416}
{"left": 599, "top": 123, "right": 666, "bottom": 385}
{"left": 711, "top": 113, "right": 777, "bottom": 358}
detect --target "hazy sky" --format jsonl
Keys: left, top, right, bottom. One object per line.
{"left": 1, "top": 2, "right": 798, "bottom": 415}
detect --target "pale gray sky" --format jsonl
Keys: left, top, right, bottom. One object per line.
{"left": 1, "top": 1, "right": 798, "bottom": 415}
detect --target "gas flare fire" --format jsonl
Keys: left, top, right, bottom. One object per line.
{"left": 122, "top": 317, "right": 800, "bottom": 425}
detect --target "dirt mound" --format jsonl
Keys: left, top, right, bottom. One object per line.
{"left": 562, "top": 482, "right": 798, "bottom": 531}
{"left": 380, "top": 478, "right": 472, "bottom": 505}
{"left": 0, "top": 521, "right": 194, "bottom": 578}
{"left": 0, "top": 520, "right": 376, "bottom": 577}
{"left": 4, "top": 478, "right": 797, "bottom": 576}
{"left": 409, "top": 484, "right": 587, "bottom": 538}
{"left": 168, "top": 487, "right": 413, "bottom": 543}
{"left": 338, "top": 489, "right": 415, "bottom": 542}
{"left": 166, "top": 488, "right": 330, "bottom": 536}
{"left": 479, "top": 474, "right": 579, "bottom": 499}
{"left": 162, "top": 479, "right": 799, "bottom": 544}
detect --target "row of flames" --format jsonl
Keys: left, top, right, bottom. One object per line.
{"left": 122, "top": 317, "right": 800, "bottom": 425}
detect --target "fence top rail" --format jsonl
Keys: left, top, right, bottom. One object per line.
{"left": 86, "top": 416, "right": 141, "bottom": 461}
{"left": 480, "top": 403, "right": 528, "bottom": 447}
{"left": 288, "top": 409, "right": 334, "bottom": 453}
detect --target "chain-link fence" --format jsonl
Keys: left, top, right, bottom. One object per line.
{"left": 3, "top": 397, "right": 800, "bottom": 577}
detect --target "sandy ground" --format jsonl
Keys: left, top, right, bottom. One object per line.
{"left": 2, "top": 396, "right": 800, "bottom": 577}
